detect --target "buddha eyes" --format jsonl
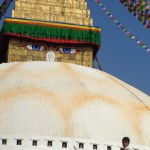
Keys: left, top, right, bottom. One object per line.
{"left": 25, "top": 45, "right": 80, "bottom": 54}
{"left": 26, "top": 44, "right": 45, "bottom": 51}
{"left": 57, "top": 47, "right": 80, "bottom": 54}
{"left": 59, "top": 48, "right": 76, "bottom": 54}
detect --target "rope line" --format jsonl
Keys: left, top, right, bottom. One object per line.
{"left": 104, "top": 72, "right": 150, "bottom": 112}
{"left": 95, "top": 0, "right": 150, "bottom": 53}
{"left": 0, "top": 0, "right": 13, "bottom": 20}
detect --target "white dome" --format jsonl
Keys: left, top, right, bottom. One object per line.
{"left": 0, "top": 62, "right": 150, "bottom": 147}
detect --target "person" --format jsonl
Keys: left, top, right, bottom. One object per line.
{"left": 121, "top": 137, "right": 133, "bottom": 150}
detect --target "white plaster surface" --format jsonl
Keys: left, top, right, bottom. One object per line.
{"left": 0, "top": 62, "right": 150, "bottom": 147}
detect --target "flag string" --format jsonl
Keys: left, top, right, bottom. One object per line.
{"left": 0, "top": 0, "right": 13, "bottom": 20}
{"left": 119, "top": 0, "right": 150, "bottom": 29}
{"left": 95, "top": 0, "right": 150, "bottom": 53}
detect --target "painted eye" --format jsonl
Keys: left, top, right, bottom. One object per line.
{"left": 26, "top": 44, "right": 45, "bottom": 51}
{"left": 59, "top": 48, "right": 77, "bottom": 54}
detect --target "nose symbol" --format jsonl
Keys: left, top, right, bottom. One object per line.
{"left": 46, "top": 51, "right": 55, "bottom": 62}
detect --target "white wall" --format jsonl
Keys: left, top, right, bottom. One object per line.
{"left": 0, "top": 135, "right": 149, "bottom": 150}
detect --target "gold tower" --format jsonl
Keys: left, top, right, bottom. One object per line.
{"left": 12, "top": 0, "right": 93, "bottom": 26}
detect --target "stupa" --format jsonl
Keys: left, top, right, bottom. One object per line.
{"left": 0, "top": 0, "right": 150, "bottom": 150}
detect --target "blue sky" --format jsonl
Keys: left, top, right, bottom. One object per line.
{"left": 0, "top": 0, "right": 150, "bottom": 96}
{"left": 87, "top": 0, "right": 150, "bottom": 96}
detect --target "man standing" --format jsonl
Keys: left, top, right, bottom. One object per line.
{"left": 121, "top": 137, "right": 133, "bottom": 150}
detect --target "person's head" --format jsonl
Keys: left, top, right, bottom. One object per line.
{"left": 122, "top": 137, "right": 130, "bottom": 148}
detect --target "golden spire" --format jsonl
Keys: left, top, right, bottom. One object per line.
{"left": 12, "top": 0, "right": 93, "bottom": 26}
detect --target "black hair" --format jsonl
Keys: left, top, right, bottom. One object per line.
{"left": 122, "top": 137, "right": 130, "bottom": 143}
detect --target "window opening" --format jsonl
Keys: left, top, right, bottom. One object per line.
{"left": 93, "top": 144, "right": 97, "bottom": 150}
{"left": 47, "top": 141, "right": 52, "bottom": 147}
{"left": 107, "top": 146, "right": 111, "bottom": 150}
{"left": 16, "top": 139, "right": 22, "bottom": 145}
{"left": 32, "top": 140, "right": 37, "bottom": 146}
{"left": 2, "top": 139, "right": 7, "bottom": 145}
{"left": 62, "top": 142, "right": 67, "bottom": 148}
{"left": 79, "top": 143, "right": 84, "bottom": 149}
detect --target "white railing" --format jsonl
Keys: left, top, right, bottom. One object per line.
{"left": 0, "top": 135, "right": 149, "bottom": 150}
